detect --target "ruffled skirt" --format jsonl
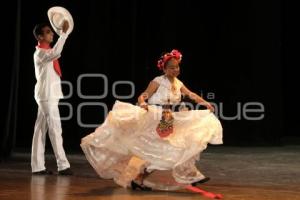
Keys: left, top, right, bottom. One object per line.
{"left": 81, "top": 101, "right": 222, "bottom": 188}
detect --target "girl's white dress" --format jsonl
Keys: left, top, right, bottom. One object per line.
{"left": 81, "top": 75, "right": 223, "bottom": 187}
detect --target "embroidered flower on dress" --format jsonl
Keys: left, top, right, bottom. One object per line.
{"left": 156, "top": 109, "right": 174, "bottom": 138}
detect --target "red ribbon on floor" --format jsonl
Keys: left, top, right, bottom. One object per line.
{"left": 185, "top": 185, "right": 223, "bottom": 199}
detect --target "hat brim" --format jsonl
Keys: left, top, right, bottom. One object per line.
{"left": 47, "top": 6, "right": 74, "bottom": 36}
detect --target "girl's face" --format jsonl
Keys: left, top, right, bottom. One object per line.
{"left": 39, "top": 26, "right": 54, "bottom": 44}
{"left": 163, "top": 58, "right": 180, "bottom": 78}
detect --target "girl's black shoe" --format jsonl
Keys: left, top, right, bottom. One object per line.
{"left": 131, "top": 181, "right": 152, "bottom": 191}
{"left": 191, "top": 177, "right": 210, "bottom": 186}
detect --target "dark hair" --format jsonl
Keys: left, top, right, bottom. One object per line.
{"left": 33, "top": 23, "right": 50, "bottom": 40}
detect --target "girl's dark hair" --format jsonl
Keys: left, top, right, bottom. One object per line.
{"left": 33, "top": 23, "right": 50, "bottom": 40}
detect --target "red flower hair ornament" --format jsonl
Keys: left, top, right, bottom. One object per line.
{"left": 157, "top": 49, "right": 182, "bottom": 70}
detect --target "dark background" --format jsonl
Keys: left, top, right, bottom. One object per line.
{"left": 1, "top": 0, "right": 298, "bottom": 158}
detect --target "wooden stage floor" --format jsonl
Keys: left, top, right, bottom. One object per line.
{"left": 1, "top": 146, "right": 300, "bottom": 200}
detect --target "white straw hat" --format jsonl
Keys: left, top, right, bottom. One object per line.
{"left": 47, "top": 6, "right": 74, "bottom": 35}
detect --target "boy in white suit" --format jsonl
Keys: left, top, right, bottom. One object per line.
{"left": 31, "top": 20, "right": 72, "bottom": 175}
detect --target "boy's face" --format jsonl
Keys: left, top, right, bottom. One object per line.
{"left": 38, "top": 26, "right": 54, "bottom": 44}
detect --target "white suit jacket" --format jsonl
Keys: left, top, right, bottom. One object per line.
{"left": 33, "top": 33, "right": 68, "bottom": 101}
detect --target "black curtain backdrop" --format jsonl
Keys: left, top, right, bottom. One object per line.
{"left": 1, "top": 0, "right": 298, "bottom": 159}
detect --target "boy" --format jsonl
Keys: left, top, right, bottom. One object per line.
{"left": 31, "top": 20, "right": 72, "bottom": 175}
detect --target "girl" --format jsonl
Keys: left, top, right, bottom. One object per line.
{"left": 81, "top": 49, "right": 222, "bottom": 191}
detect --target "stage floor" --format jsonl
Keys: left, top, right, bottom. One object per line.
{"left": 1, "top": 146, "right": 300, "bottom": 200}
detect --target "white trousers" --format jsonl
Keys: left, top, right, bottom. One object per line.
{"left": 31, "top": 100, "right": 70, "bottom": 172}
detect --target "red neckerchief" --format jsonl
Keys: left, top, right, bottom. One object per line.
{"left": 37, "top": 42, "right": 62, "bottom": 77}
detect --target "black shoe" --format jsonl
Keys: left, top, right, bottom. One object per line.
{"left": 58, "top": 168, "right": 73, "bottom": 176}
{"left": 32, "top": 169, "right": 53, "bottom": 175}
{"left": 131, "top": 181, "right": 152, "bottom": 191}
{"left": 191, "top": 177, "right": 210, "bottom": 186}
